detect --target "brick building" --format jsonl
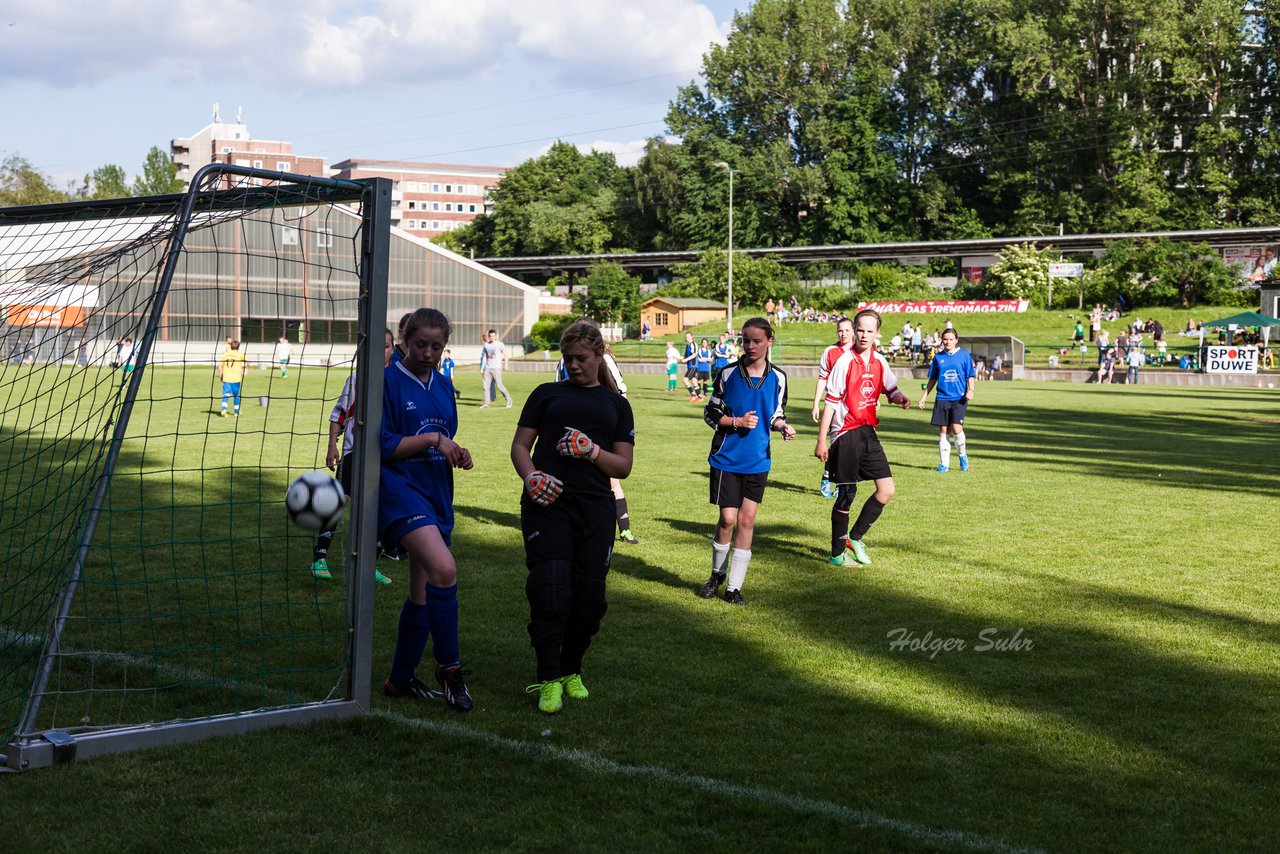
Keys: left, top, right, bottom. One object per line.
{"left": 330, "top": 159, "right": 506, "bottom": 239}
{"left": 171, "top": 108, "right": 325, "bottom": 187}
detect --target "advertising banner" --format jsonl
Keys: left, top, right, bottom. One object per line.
{"left": 857, "top": 299, "right": 1030, "bottom": 314}
{"left": 1204, "top": 345, "right": 1257, "bottom": 374}
{"left": 5, "top": 304, "right": 88, "bottom": 328}
{"left": 0, "top": 280, "right": 97, "bottom": 328}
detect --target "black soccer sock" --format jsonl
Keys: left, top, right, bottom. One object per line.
{"left": 831, "top": 485, "right": 855, "bottom": 556}
{"left": 849, "top": 496, "right": 887, "bottom": 541}
{"left": 314, "top": 530, "right": 335, "bottom": 562}
{"left": 615, "top": 497, "right": 630, "bottom": 533}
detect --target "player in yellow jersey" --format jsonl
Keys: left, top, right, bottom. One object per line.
{"left": 219, "top": 340, "right": 246, "bottom": 417}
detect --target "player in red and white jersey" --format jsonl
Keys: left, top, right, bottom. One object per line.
{"left": 811, "top": 316, "right": 854, "bottom": 426}
{"left": 815, "top": 309, "right": 911, "bottom": 567}
{"left": 812, "top": 316, "right": 854, "bottom": 497}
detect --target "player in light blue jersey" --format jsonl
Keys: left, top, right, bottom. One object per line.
{"left": 380, "top": 308, "right": 475, "bottom": 712}
{"left": 917, "top": 328, "right": 976, "bottom": 472}
{"left": 698, "top": 318, "right": 796, "bottom": 605}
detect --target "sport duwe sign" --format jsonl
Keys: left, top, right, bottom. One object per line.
{"left": 1204, "top": 346, "right": 1257, "bottom": 374}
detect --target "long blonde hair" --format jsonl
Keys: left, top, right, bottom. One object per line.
{"left": 559, "top": 320, "right": 619, "bottom": 394}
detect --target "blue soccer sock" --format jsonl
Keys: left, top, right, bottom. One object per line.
{"left": 389, "top": 598, "right": 431, "bottom": 684}
{"left": 426, "top": 583, "right": 460, "bottom": 667}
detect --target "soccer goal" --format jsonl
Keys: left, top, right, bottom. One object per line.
{"left": 1, "top": 165, "right": 391, "bottom": 771}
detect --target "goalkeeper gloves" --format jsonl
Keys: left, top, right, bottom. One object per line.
{"left": 524, "top": 470, "right": 563, "bottom": 506}
{"left": 556, "top": 427, "right": 600, "bottom": 462}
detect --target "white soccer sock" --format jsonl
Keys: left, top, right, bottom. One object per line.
{"left": 939, "top": 434, "right": 951, "bottom": 467}
{"left": 711, "top": 539, "right": 730, "bottom": 575}
{"left": 954, "top": 431, "right": 967, "bottom": 459}
{"left": 727, "top": 549, "right": 751, "bottom": 592}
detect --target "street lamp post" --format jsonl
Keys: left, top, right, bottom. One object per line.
{"left": 713, "top": 161, "right": 735, "bottom": 334}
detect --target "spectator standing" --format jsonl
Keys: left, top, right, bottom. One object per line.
{"left": 480, "top": 328, "right": 513, "bottom": 409}
{"left": 1126, "top": 343, "right": 1146, "bottom": 386}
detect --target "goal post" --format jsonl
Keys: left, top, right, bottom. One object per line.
{"left": 1, "top": 165, "right": 390, "bottom": 771}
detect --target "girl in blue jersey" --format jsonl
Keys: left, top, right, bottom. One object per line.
{"left": 511, "top": 320, "right": 635, "bottom": 714}
{"left": 695, "top": 338, "right": 713, "bottom": 399}
{"left": 698, "top": 318, "right": 796, "bottom": 605}
{"left": 381, "top": 308, "right": 475, "bottom": 712}
{"left": 712, "top": 333, "right": 733, "bottom": 373}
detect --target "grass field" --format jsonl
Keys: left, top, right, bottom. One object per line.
{"left": 589, "top": 305, "right": 1254, "bottom": 370}
{"left": 3, "top": 366, "right": 1278, "bottom": 852}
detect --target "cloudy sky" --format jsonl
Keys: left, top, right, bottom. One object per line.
{"left": 0, "top": 1, "right": 743, "bottom": 185}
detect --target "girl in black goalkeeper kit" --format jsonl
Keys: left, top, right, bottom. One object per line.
{"left": 510, "top": 321, "right": 635, "bottom": 715}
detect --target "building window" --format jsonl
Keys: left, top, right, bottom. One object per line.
{"left": 317, "top": 228, "right": 333, "bottom": 248}
{"left": 408, "top": 201, "right": 416, "bottom": 210}
{"left": 277, "top": 161, "right": 290, "bottom": 171}
{"left": 445, "top": 184, "right": 453, "bottom": 193}
{"left": 655, "top": 312, "right": 669, "bottom": 327}
{"left": 432, "top": 202, "right": 440, "bottom": 211}
{"left": 431, "top": 220, "right": 440, "bottom": 230}
{"left": 282, "top": 226, "right": 299, "bottom": 246}
{"left": 444, "top": 203, "right": 452, "bottom": 212}
{"left": 252, "top": 160, "right": 263, "bottom": 169}
{"left": 432, "top": 183, "right": 440, "bottom": 192}
{"left": 222, "top": 146, "right": 234, "bottom": 154}
{"left": 235, "top": 158, "right": 251, "bottom": 166}
{"left": 468, "top": 204, "right": 476, "bottom": 213}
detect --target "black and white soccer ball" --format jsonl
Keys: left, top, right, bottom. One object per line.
{"left": 285, "top": 470, "right": 346, "bottom": 531}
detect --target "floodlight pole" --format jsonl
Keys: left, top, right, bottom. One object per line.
{"left": 713, "top": 162, "right": 735, "bottom": 334}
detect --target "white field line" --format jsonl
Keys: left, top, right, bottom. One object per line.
{"left": 374, "top": 708, "right": 1044, "bottom": 854}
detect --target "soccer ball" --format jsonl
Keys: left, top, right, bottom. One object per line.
{"left": 285, "top": 471, "right": 346, "bottom": 531}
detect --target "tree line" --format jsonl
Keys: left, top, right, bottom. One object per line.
{"left": 0, "top": 146, "right": 182, "bottom": 206}
{"left": 439, "top": 0, "right": 1279, "bottom": 263}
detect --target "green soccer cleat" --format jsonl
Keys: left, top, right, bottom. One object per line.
{"left": 374, "top": 568, "right": 392, "bottom": 585}
{"left": 526, "top": 679, "right": 564, "bottom": 714}
{"left": 847, "top": 539, "right": 872, "bottom": 565}
{"left": 829, "top": 551, "right": 862, "bottom": 567}
{"left": 561, "top": 673, "right": 589, "bottom": 700}
{"left": 311, "top": 559, "right": 332, "bottom": 580}
{"left": 618, "top": 529, "right": 639, "bottom": 545}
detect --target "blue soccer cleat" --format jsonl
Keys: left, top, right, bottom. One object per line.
{"left": 936, "top": 465, "right": 949, "bottom": 473}
{"left": 959, "top": 456, "right": 969, "bottom": 472}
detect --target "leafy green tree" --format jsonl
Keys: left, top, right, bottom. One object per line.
{"left": 572, "top": 262, "right": 642, "bottom": 327}
{"left": 668, "top": 250, "right": 799, "bottom": 311}
{"left": 0, "top": 155, "right": 69, "bottom": 206}
{"left": 76, "top": 164, "right": 130, "bottom": 200}
{"left": 134, "top": 146, "right": 183, "bottom": 196}
{"left": 1086, "top": 239, "right": 1247, "bottom": 307}
{"left": 451, "top": 142, "right": 634, "bottom": 257}
{"left": 985, "top": 243, "right": 1062, "bottom": 308}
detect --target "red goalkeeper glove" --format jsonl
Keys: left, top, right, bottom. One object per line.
{"left": 524, "top": 470, "right": 563, "bottom": 506}
{"left": 556, "top": 427, "right": 600, "bottom": 462}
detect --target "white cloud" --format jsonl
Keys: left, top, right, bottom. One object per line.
{"left": 0, "top": 0, "right": 726, "bottom": 90}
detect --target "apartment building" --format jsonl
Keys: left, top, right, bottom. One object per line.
{"left": 330, "top": 159, "right": 506, "bottom": 239}
{"left": 171, "top": 109, "right": 326, "bottom": 187}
